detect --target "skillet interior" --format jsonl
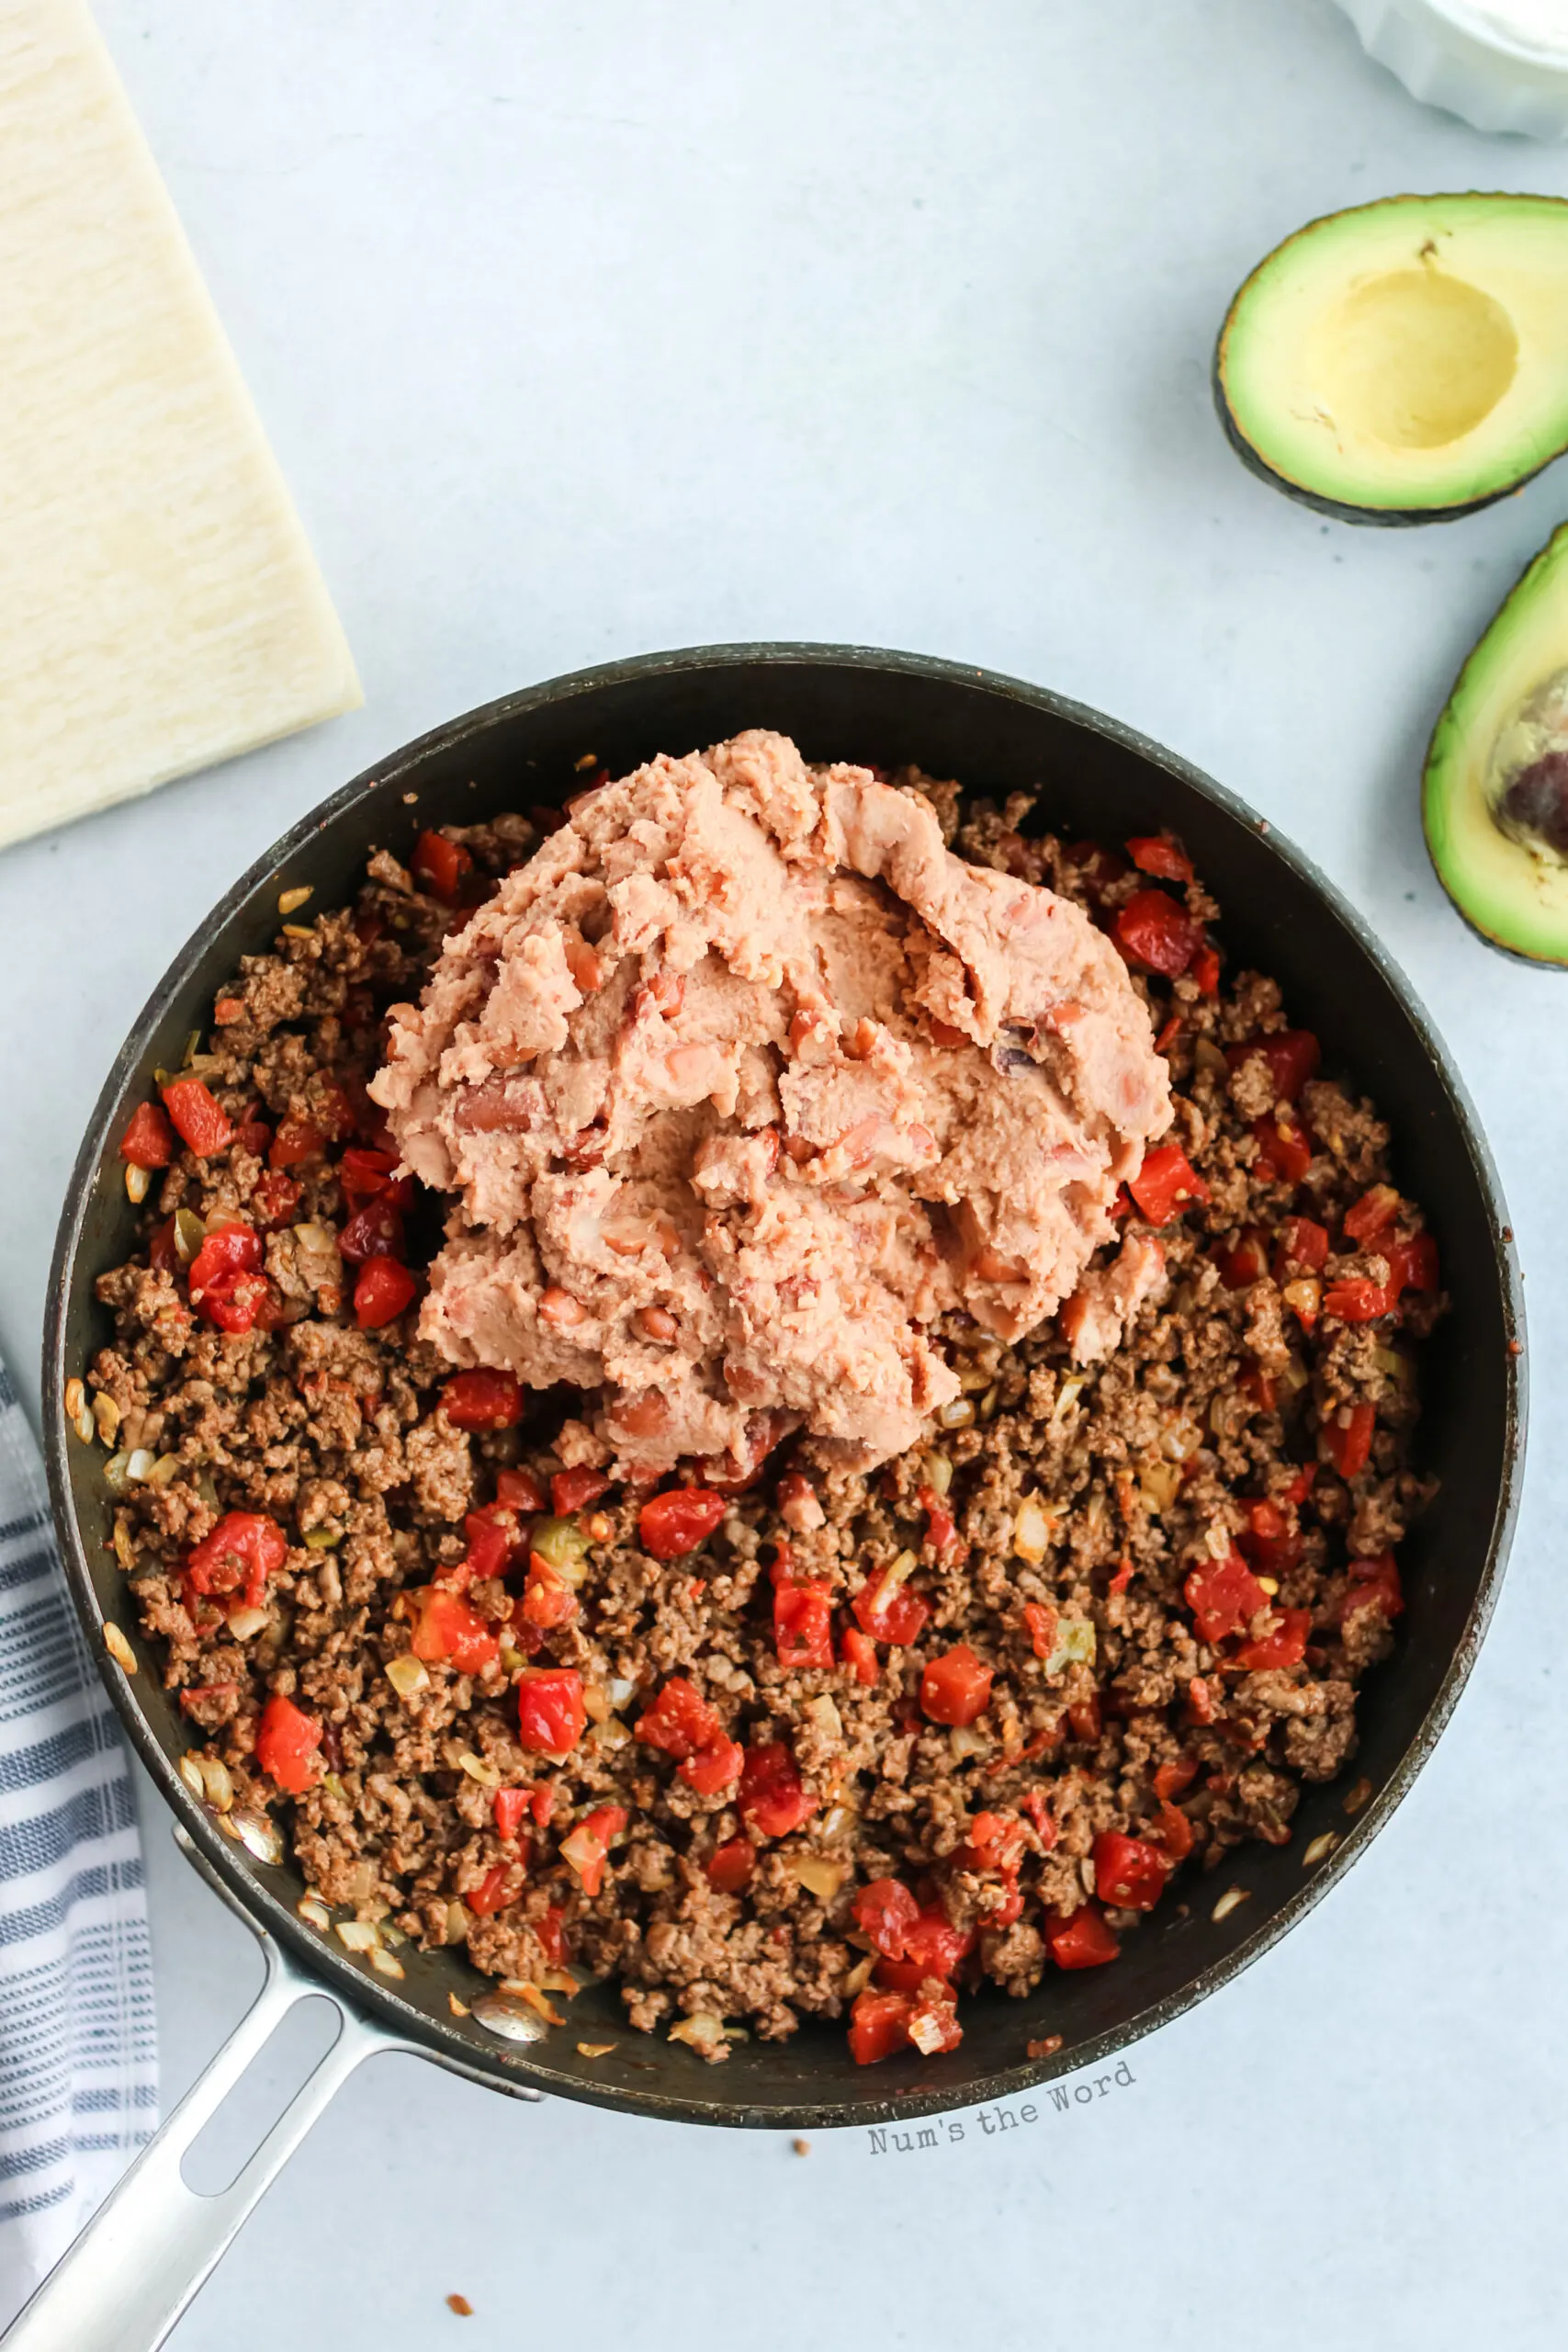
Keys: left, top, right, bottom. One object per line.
{"left": 43, "top": 644, "right": 1524, "bottom": 2130}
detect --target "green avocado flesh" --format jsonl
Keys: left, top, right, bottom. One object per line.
{"left": 1216, "top": 193, "right": 1568, "bottom": 521}
{"left": 1425, "top": 522, "right": 1568, "bottom": 966}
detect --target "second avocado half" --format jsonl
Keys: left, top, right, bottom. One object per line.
{"left": 1215, "top": 192, "right": 1568, "bottom": 525}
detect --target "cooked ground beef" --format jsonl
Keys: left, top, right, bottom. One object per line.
{"left": 86, "top": 775, "right": 1441, "bottom": 2068}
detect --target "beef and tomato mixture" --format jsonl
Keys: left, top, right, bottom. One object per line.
{"left": 85, "top": 766, "right": 1440, "bottom": 2069}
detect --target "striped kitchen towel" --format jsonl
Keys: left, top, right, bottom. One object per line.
{"left": 0, "top": 1353, "right": 157, "bottom": 2324}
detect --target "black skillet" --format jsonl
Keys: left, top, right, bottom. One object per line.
{"left": 19, "top": 645, "right": 1524, "bottom": 2348}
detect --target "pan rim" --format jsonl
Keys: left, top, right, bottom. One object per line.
{"left": 41, "top": 639, "right": 1527, "bottom": 2130}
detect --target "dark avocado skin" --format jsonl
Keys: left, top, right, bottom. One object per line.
{"left": 1209, "top": 349, "right": 1535, "bottom": 528}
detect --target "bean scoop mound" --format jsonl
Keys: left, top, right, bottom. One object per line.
{"left": 89, "top": 764, "right": 1440, "bottom": 2072}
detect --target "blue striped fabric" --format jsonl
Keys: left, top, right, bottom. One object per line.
{"left": 0, "top": 1358, "right": 156, "bottom": 2322}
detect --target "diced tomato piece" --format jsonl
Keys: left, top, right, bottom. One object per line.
{"left": 535, "top": 1905, "right": 570, "bottom": 1965}
{"left": 1217, "top": 1227, "right": 1269, "bottom": 1289}
{"left": 637, "top": 1487, "right": 727, "bottom": 1560}
{"left": 1191, "top": 944, "right": 1221, "bottom": 996}
{"left": 519, "top": 1557, "right": 577, "bottom": 1630}
{"left": 493, "top": 1787, "right": 531, "bottom": 1841}
{"left": 739, "top": 1739, "right": 817, "bottom": 1838}
{"left": 560, "top": 1804, "right": 628, "bottom": 1897}
{"left": 1021, "top": 1600, "right": 1058, "bottom": 1660}
{"left": 1283, "top": 1464, "right": 1317, "bottom": 1509}
{"left": 338, "top": 1148, "right": 409, "bottom": 1205}
{"left": 185, "top": 1512, "right": 288, "bottom": 1611}
{"left": 148, "top": 1216, "right": 180, "bottom": 1275}
{"left": 458, "top": 1508, "right": 515, "bottom": 1583}
{"left": 1184, "top": 1550, "right": 1269, "bottom": 1645}
{"left": 251, "top": 1170, "right": 303, "bottom": 1229}
{"left": 1322, "top": 1400, "right": 1375, "bottom": 1480}
{"left": 516, "top": 1667, "right": 586, "bottom": 1756}
{"left": 840, "top": 1625, "right": 879, "bottom": 1685}
{"left": 253, "top": 1693, "right": 321, "bottom": 1797}
{"left": 1125, "top": 834, "right": 1193, "bottom": 884}
{"left": 705, "top": 1838, "right": 757, "bottom": 1894}
{"left": 1093, "top": 1831, "right": 1168, "bottom": 1911}
{"left": 234, "top": 1114, "right": 272, "bottom": 1159}
{"left": 406, "top": 1585, "right": 499, "bottom": 1674}
{"left": 1152, "top": 1757, "right": 1198, "bottom": 1803}
{"left": 1065, "top": 841, "right": 1129, "bottom": 902}
{"left": 354, "top": 1255, "right": 419, "bottom": 1329}
{"left": 496, "top": 1466, "right": 548, "bottom": 1514}
{"left": 1129, "top": 1143, "right": 1211, "bottom": 1226}
{"left": 1154, "top": 1799, "right": 1195, "bottom": 1859}
{"left": 1237, "top": 1497, "right": 1303, "bottom": 1579}
{"left": 1322, "top": 1277, "right": 1393, "bottom": 1324}
{"left": 1337, "top": 1551, "right": 1404, "bottom": 1627}
{"left": 680, "top": 1738, "right": 744, "bottom": 1795}
{"left": 338, "top": 1195, "right": 405, "bottom": 1265}
{"left": 853, "top": 1878, "right": 921, "bottom": 1960}
{"left": 119, "top": 1101, "right": 175, "bottom": 1170}
{"left": 852, "top": 1565, "right": 931, "bottom": 1646}
{"left": 1343, "top": 1185, "right": 1401, "bottom": 1245}
{"left": 1384, "top": 1232, "right": 1440, "bottom": 1296}
{"left": 411, "top": 830, "right": 474, "bottom": 900}
{"left": 1273, "top": 1215, "right": 1330, "bottom": 1281}
{"left": 1108, "top": 1558, "right": 1134, "bottom": 1598}
{"left": 1067, "top": 1696, "right": 1102, "bottom": 1744}
{"left": 773, "top": 1577, "right": 835, "bottom": 1671}
{"left": 1225, "top": 1030, "right": 1321, "bottom": 1104}
{"left": 267, "top": 1116, "right": 325, "bottom": 1170}
{"left": 1186, "top": 1674, "right": 1216, "bottom": 1725}
{"left": 187, "top": 1223, "right": 268, "bottom": 1334}
{"left": 1112, "top": 889, "right": 1202, "bottom": 978}
{"left": 636, "top": 1677, "right": 723, "bottom": 1759}
{"left": 902, "top": 1907, "right": 975, "bottom": 1981}
{"left": 906, "top": 1991, "right": 964, "bottom": 2056}
{"left": 919, "top": 1644, "right": 993, "bottom": 1728}
{"left": 917, "top": 1485, "right": 958, "bottom": 1552}
{"left": 161, "top": 1079, "right": 234, "bottom": 1159}
{"left": 1047, "top": 1904, "right": 1120, "bottom": 1970}
{"left": 1251, "top": 1110, "right": 1313, "bottom": 1186}
{"left": 467, "top": 1862, "right": 517, "bottom": 1918}
{"left": 1233, "top": 1607, "right": 1312, "bottom": 1671}
{"left": 960, "top": 1810, "right": 1028, "bottom": 1874}
{"left": 552, "top": 1466, "right": 610, "bottom": 1516}
{"left": 439, "top": 1369, "right": 525, "bottom": 1430}
{"left": 849, "top": 1989, "right": 916, "bottom": 2065}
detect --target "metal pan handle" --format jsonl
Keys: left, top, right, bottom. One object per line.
{"left": 3, "top": 1825, "right": 526, "bottom": 2352}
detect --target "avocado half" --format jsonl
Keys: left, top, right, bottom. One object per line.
{"left": 1426, "top": 522, "right": 1568, "bottom": 966}
{"left": 1215, "top": 192, "right": 1568, "bottom": 525}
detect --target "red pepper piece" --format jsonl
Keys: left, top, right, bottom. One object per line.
{"left": 551, "top": 1466, "right": 610, "bottom": 1516}
{"left": 119, "top": 1102, "right": 175, "bottom": 1170}
{"left": 637, "top": 1487, "right": 726, "bottom": 1560}
{"left": 1093, "top": 1831, "right": 1168, "bottom": 1911}
{"left": 1322, "top": 1401, "right": 1375, "bottom": 1479}
{"left": 1273, "top": 1215, "right": 1330, "bottom": 1281}
{"left": 442, "top": 1369, "right": 525, "bottom": 1430}
{"left": 1184, "top": 1550, "right": 1269, "bottom": 1645}
{"left": 919, "top": 1644, "right": 993, "bottom": 1727}
{"left": 739, "top": 1739, "right": 817, "bottom": 1838}
{"left": 406, "top": 1586, "right": 499, "bottom": 1674}
{"left": 679, "top": 1738, "right": 743, "bottom": 1796}
{"left": 516, "top": 1667, "right": 586, "bottom": 1756}
{"left": 1251, "top": 1109, "right": 1313, "bottom": 1186}
{"left": 840, "top": 1625, "right": 879, "bottom": 1685}
{"left": 1216, "top": 1227, "right": 1269, "bottom": 1290}
{"left": 493, "top": 1787, "right": 531, "bottom": 1842}
{"left": 852, "top": 1566, "right": 931, "bottom": 1646}
{"left": 1021, "top": 1600, "right": 1057, "bottom": 1659}
{"left": 1046, "top": 1904, "right": 1119, "bottom": 1970}
{"left": 253, "top": 1693, "right": 321, "bottom": 1796}
{"left": 848, "top": 1989, "right": 915, "bottom": 2065}
{"left": 1125, "top": 835, "right": 1193, "bottom": 884}
{"left": 1225, "top": 1029, "right": 1321, "bottom": 1103}
{"left": 1323, "top": 1277, "right": 1393, "bottom": 1325}
{"left": 1112, "top": 889, "right": 1203, "bottom": 978}
{"left": 496, "top": 1466, "right": 548, "bottom": 1514}
{"left": 354, "top": 1256, "right": 418, "bottom": 1329}
{"left": 184, "top": 1512, "right": 288, "bottom": 1611}
{"left": 1233, "top": 1607, "right": 1312, "bottom": 1671}
{"left": 338, "top": 1195, "right": 406, "bottom": 1265}
{"left": 161, "top": 1079, "right": 233, "bottom": 1159}
{"left": 636, "top": 1677, "right": 723, "bottom": 1760}
{"left": 705, "top": 1838, "right": 757, "bottom": 1894}
{"left": 411, "top": 830, "right": 473, "bottom": 900}
{"left": 773, "top": 1577, "right": 835, "bottom": 1671}
{"left": 1343, "top": 1185, "right": 1401, "bottom": 1245}
{"left": 267, "top": 1115, "right": 325, "bottom": 1170}
{"left": 1129, "top": 1143, "right": 1212, "bottom": 1226}
{"left": 186, "top": 1223, "right": 268, "bottom": 1333}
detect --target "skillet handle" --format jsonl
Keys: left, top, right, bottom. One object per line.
{"left": 5, "top": 1826, "right": 425, "bottom": 2352}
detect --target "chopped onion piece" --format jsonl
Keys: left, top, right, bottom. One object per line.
{"left": 936, "top": 1397, "right": 975, "bottom": 1430}
{"left": 173, "top": 1207, "right": 207, "bottom": 1266}
{"left": 198, "top": 1755, "right": 234, "bottom": 1813}
{"left": 668, "top": 2012, "right": 728, "bottom": 2058}
{"left": 123, "top": 1449, "right": 155, "bottom": 1485}
{"left": 385, "top": 1654, "right": 429, "bottom": 1699}
{"left": 802, "top": 1693, "right": 842, "bottom": 1744}
{"left": 226, "top": 1603, "right": 269, "bottom": 1641}
{"left": 103, "top": 1623, "right": 137, "bottom": 1673}
{"left": 949, "top": 1724, "right": 988, "bottom": 1760}
{"left": 1046, "top": 1616, "right": 1097, "bottom": 1673}
{"left": 1050, "top": 1375, "right": 1085, "bottom": 1427}
{"left": 471, "top": 1991, "right": 547, "bottom": 2044}
{"left": 335, "top": 1920, "right": 380, "bottom": 1952}
{"left": 367, "top": 1945, "right": 406, "bottom": 1980}
{"left": 178, "top": 1754, "right": 205, "bottom": 1800}
{"left": 231, "top": 1811, "right": 284, "bottom": 1866}
{"left": 791, "top": 1856, "right": 844, "bottom": 1901}
{"left": 607, "top": 1676, "right": 637, "bottom": 1709}
{"left": 1011, "top": 1497, "right": 1053, "bottom": 1563}
{"left": 102, "top": 1452, "right": 130, "bottom": 1495}
{"left": 125, "top": 1162, "right": 151, "bottom": 1204}
{"left": 456, "top": 1747, "right": 501, "bottom": 1786}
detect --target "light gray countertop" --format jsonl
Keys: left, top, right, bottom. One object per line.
{"left": 3, "top": 2, "right": 1563, "bottom": 2343}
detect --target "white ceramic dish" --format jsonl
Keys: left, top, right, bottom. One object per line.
{"left": 1332, "top": 0, "right": 1568, "bottom": 136}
